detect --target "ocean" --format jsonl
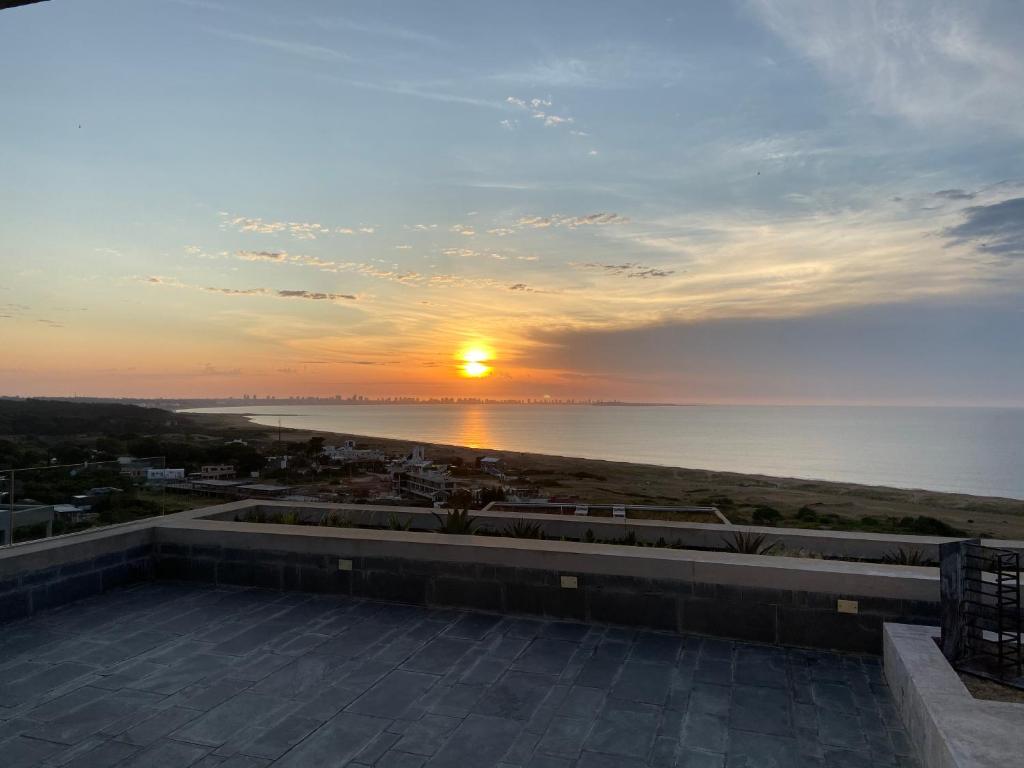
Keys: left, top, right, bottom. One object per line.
{"left": 182, "top": 404, "right": 1024, "bottom": 500}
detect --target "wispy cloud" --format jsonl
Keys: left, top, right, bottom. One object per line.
{"left": 143, "top": 276, "right": 357, "bottom": 303}
{"left": 221, "top": 214, "right": 330, "bottom": 240}
{"left": 310, "top": 16, "right": 446, "bottom": 49}
{"left": 515, "top": 212, "right": 630, "bottom": 229}
{"left": 934, "top": 189, "right": 976, "bottom": 201}
{"left": 277, "top": 289, "right": 357, "bottom": 301}
{"left": 748, "top": 0, "right": 1024, "bottom": 133}
{"left": 572, "top": 262, "right": 676, "bottom": 279}
{"left": 235, "top": 250, "right": 287, "bottom": 262}
{"left": 210, "top": 30, "right": 352, "bottom": 63}
{"left": 221, "top": 213, "right": 372, "bottom": 240}
{"left": 506, "top": 96, "right": 574, "bottom": 127}
{"left": 492, "top": 49, "right": 691, "bottom": 88}
{"left": 340, "top": 78, "right": 507, "bottom": 110}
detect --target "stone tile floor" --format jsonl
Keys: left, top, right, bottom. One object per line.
{"left": 0, "top": 583, "right": 921, "bottom": 768}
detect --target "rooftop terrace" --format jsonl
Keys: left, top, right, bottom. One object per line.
{"left": 0, "top": 582, "right": 917, "bottom": 768}
{"left": 3, "top": 499, "right": 1016, "bottom": 765}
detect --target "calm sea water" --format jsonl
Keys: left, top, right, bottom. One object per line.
{"left": 183, "top": 405, "right": 1024, "bottom": 499}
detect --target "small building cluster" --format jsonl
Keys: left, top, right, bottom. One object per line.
{"left": 106, "top": 444, "right": 544, "bottom": 508}
{"left": 389, "top": 446, "right": 457, "bottom": 503}
{"left": 321, "top": 440, "right": 385, "bottom": 464}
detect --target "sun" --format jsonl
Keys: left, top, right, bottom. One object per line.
{"left": 459, "top": 345, "right": 493, "bottom": 378}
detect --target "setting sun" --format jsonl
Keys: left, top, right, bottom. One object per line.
{"left": 460, "top": 346, "right": 493, "bottom": 378}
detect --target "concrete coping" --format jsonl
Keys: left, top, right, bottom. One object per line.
{"left": 158, "top": 516, "right": 939, "bottom": 602}
{"left": 883, "top": 623, "right": 1024, "bottom": 767}
{"left": 0, "top": 499, "right": 968, "bottom": 602}
{"left": 195, "top": 499, "right": 1024, "bottom": 560}
{"left": 6, "top": 498, "right": 1019, "bottom": 563}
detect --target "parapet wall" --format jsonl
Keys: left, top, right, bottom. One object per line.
{"left": 206, "top": 500, "right": 1024, "bottom": 563}
{"left": 884, "top": 623, "right": 1024, "bottom": 767}
{"left": 0, "top": 524, "right": 154, "bottom": 622}
{"left": 0, "top": 500, "right": 944, "bottom": 652}
{"left": 150, "top": 512, "right": 939, "bottom": 652}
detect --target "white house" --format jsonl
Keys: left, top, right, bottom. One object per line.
{"left": 145, "top": 468, "right": 185, "bottom": 483}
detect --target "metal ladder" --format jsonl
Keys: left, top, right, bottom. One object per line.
{"left": 963, "top": 544, "right": 1022, "bottom": 681}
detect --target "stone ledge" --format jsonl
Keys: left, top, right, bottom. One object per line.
{"left": 159, "top": 517, "right": 939, "bottom": 602}
{"left": 150, "top": 521, "right": 940, "bottom": 651}
{"left": 199, "top": 499, "right": 1024, "bottom": 562}
{"left": 883, "top": 623, "right": 1024, "bottom": 768}
{"left": 0, "top": 500, "right": 944, "bottom": 652}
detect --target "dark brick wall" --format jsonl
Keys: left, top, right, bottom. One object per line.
{"left": 0, "top": 544, "right": 154, "bottom": 623}
{"left": 152, "top": 542, "right": 938, "bottom": 653}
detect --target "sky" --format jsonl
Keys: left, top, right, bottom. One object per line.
{"left": 1, "top": 0, "right": 1023, "bottom": 404}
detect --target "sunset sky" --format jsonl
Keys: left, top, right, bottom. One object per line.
{"left": 2, "top": 0, "right": 1023, "bottom": 404}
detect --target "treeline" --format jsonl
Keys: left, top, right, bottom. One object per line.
{"left": 0, "top": 399, "right": 188, "bottom": 436}
{"left": 0, "top": 399, "right": 263, "bottom": 473}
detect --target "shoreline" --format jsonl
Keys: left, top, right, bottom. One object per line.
{"left": 192, "top": 412, "right": 1024, "bottom": 539}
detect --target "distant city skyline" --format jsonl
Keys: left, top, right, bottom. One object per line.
{"left": 2, "top": 0, "right": 1023, "bottom": 405}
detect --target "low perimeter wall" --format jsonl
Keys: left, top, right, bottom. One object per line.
{"left": 150, "top": 510, "right": 940, "bottom": 653}
{"left": 207, "top": 500, "right": 1024, "bottom": 564}
{"left": 883, "top": 623, "right": 1024, "bottom": 767}
{"left": 0, "top": 524, "right": 153, "bottom": 621}
{"left": 1, "top": 501, "right": 942, "bottom": 653}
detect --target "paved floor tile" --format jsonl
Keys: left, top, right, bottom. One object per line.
{"left": 610, "top": 661, "right": 672, "bottom": 705}
{"left": 393, "top": 714, "right": 460, "bottom": 756}
{"left": 476, "top": 671, "right": 556, "bottom": 720}
{"left": 513, "top": 639, "right": 578, "bottom": 676}
{"left": 446, "top": 613, "right": 501, "bottom": 641}
{"left": 2, "top": 735, "right": 64, "bottom": 768}
{"left": 0, "top": 584, "right": 904, "bottom": 768}
{"left": 62, "top": 738, "right": 142, "bottom": 768}
{"left": 584, "top": 703, "right": 659, "bottom": 758}
{"left": 725, "top": 731, "right": 799, "bottom": 768}
{"left": 348, "top": 670, "right": 439, "bottom": 719}
{"left": 379, "top": 750, "right": 428, "bottom": 767}
{"left": 402, "top": 637, "right": 474, "bottom": 674}
{"left": 426, "top": 714, "right": 521, "bottom": 768}
{"left": 171, "top": 693, "right": 290, "bottom": 747}
{"left": 536, "top": 715, "right": 592, "bottom": 757}
{"left": 557, "top": 685, "right": 605, "bottom": 719}
{"left": 234, "top": 714, "right": 321, "bottom": 760}
{"left": 117, "top": 738, "right": 211, "bottom": 768}
{"left": 271, "top": 712, "right": 389, "bottom": 767}
{"left": 631, "top": 633, "right": 683, "bottom": 665}
{"left": 684, "top": 711, "right": 729, "bottom": 753}
{"left": 729, "top": 684, "right": 792, "bottom": 737}
{"left": 678, "top": 748, "right": 726, "bottom": 768}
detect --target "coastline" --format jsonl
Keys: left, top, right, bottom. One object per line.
{"left": 191, "top": 411, "right": 1024, "bottom": 539}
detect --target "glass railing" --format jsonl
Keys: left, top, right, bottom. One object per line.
{"left": 2, "top": 456, "right": 168, "bottom": 547}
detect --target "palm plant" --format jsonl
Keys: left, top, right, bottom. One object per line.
{"left": 881, "top": 547, "right": 933, "bottom": 566}
{"left": 503, "top": 520, "right": 544, "bottom": 539}
{"left": 321, "top": 511, "right": 353, "bottom": 528}
{"left": 721, "top": 531, "right": 778, "bottom": 555}
{"left": 432, "top": 507, "right": 477, "bottom": 535}
{"left": 387, "top": 512, "right": 412, "bottom": 531}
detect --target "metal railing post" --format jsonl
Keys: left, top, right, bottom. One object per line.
{"left": 8, "top": 468, "right": 14, "bottom": 547}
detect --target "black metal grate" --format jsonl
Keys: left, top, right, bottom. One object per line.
{"left": 959, "top": 544, "right": 1022, "bottom": 683}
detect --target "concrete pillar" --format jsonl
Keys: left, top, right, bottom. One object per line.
{"left": 939, "top": 538, "right": 981, "bottom": 663}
